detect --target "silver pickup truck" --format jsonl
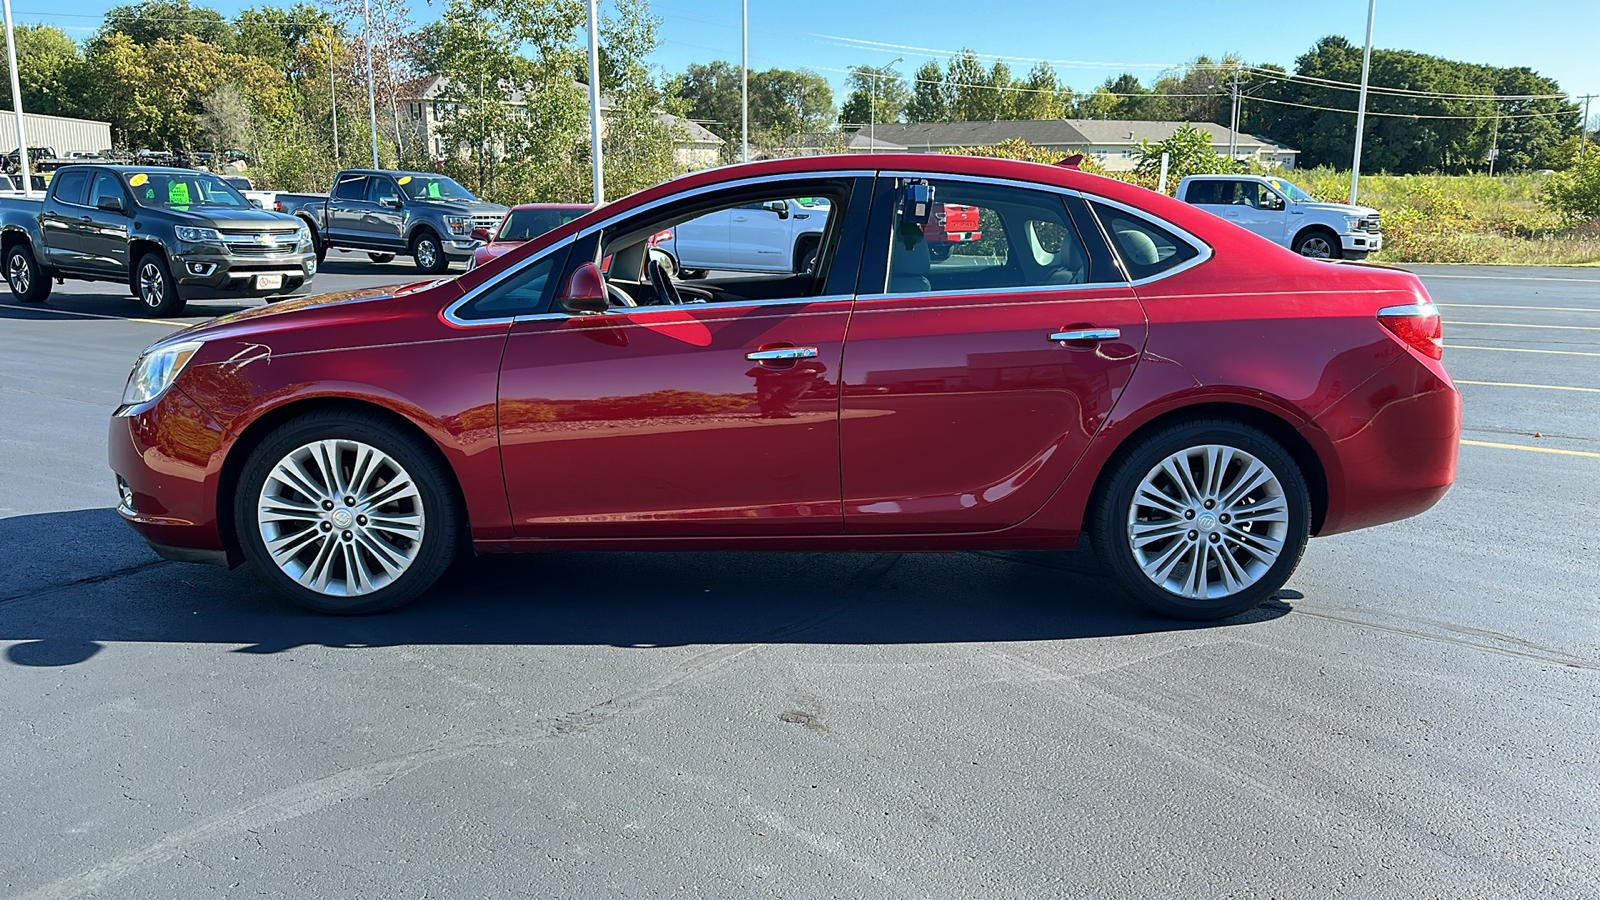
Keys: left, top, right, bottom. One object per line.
{"left": 0, "top": 164, "right": 316, "bottom": 316}
{"left": 274, "top": 170, "right": 508, "bottom": 274}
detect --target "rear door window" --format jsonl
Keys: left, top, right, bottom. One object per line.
{"left": 334, "top": 175, "right": 368, "bottom": 201}
{"left": 1090, "top": 202, "right": 1201, "bottom": 281}
{"left": 50, "top": 168, "right": 90, "bottom": 206}
{"left": 1185, "top": 181, "right": 1224, "bottom": 205}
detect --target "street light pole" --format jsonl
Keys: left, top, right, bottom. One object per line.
{"left": 1581, "top": 94, "right": 1592, "bottom": 165}
{"left": 328, "top": 26, "right": 339, "bottom": 166}
{"left": 587, "top": 0, "right": 603, "bottom": 203}
{"left": 1349, "top": 0, "right": 1376, "bottom": 204}
{"left": 1228, "top": 65, "right": 1240, "bottom": 160}
{"left": 740, "top": 0, "right": 748, "bottom": 163}
{"left": 3, "top": 0, "right": 33, "bottom": 197}
{"left": 364, "top": 0, "right": 378, "bottom": 168}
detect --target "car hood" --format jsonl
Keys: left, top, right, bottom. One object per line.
{"left": 408, "top": 199, "right": 509, "bottom": 217}
{"left": 150, "top": 283, "right": 432, "bottom": 351}
{"left": 161, "top": 207, "right": 305, "bottom": 229}
{"left": 1294, "top": 201, "right": 1380, "bottom": 218}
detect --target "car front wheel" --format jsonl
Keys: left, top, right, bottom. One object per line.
{"left": 411, "top": 232, "right": 447, "bottom": 274}
{"left": 1092, "top": 419, "right": 1310, "bottom": 620}
{"left": 135, "top": 252, "right": 185, "bottom": 316}
{"left": 1292, "top": 230, "right": 1341, "bottom": 260}
{"left": 235, "top": 412, "right": 461, "bottom": 614}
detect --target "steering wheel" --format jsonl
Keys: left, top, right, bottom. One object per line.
{"left": 606, "top": 284, "right": 637, "bottom": 308}
{"left": 646, "top": 255, "right": 683, "bottom": 306}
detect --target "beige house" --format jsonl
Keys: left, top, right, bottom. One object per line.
{"left": 400, "top": 76, "right": 723, "bottom": 171}
{"left": 854, "top": 120, "right": 1298, "bottom": 171}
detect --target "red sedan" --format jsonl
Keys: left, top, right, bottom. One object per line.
{"left": 470, "top": 203, "right": 591, "bottom": 269}
{"left": 109, "top": 154, "right": 1460, "bottom": 619}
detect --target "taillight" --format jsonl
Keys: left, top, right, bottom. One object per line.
{"left": 1377, "top": 303, "right": 1443, "bottom": 360}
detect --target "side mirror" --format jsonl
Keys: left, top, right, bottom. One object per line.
{"left": 558, "top": 261, "right": 609, "bottom": 314}
{"left": 96, "top": 195, "right": 124, "bottom": 213}
{"left": 470, "top": 226, "right": 492, "bottom": 243}
{"left": 765, "top": 200, "right": 789, "bottom": 219}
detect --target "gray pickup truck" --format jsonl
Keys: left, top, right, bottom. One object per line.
{"left": 274, "top": 170, "right": 507, "bottom": 274}
{"left": 0, "top": 164, "right": 316, "bottom": 316}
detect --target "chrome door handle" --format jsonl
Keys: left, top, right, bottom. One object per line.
{"left": 746, "top": 347, "right": 819, "bottom": 361}
{"left": 1049, "top": 328, "right": 1120, "bottom": 342}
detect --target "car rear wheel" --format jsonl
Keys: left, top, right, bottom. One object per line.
{"left": 411, "top": 231, "right": 448, "bottom": 274}
{"left": 1092, "top": 419, "right": 1310, "bottom": 620}
{"left": 1292, "top": 229, "right": 1341, "bottom": 260}
{"left": 6, "top": 242, "right": 51, "bottom": 303}
{"left": 234, "top": 412, "right": 461, "bottom": 614}
{"left": 135, "top": 252, "right": 185, "bottom": 316}
{"left": 367, "top": 252, "right": 396, "bottom": 264}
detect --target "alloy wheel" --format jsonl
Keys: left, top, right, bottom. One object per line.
{"left": 1126, "top": 444, "right": 1289, "bottom": 600}
{"left": 1299, "top": 237, "right": 1334, "bottom": 258}
{"left": 139, "top": 262, "right": 165, "bottom": 308}
{"left": 416, "top": 240, "right": 438, "bottom": 269}
{"left": 8, "top": 252, "right": 29, "bottom": 294}
{"left": 256, "top": 439, "right": 426, "bottom": 597}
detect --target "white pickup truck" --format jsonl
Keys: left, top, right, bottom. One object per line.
{"left": 1178, "top": 174, "right": 1382, "bottom": 260}
{"left": 658, "top": 197, "right": 829, "bottom": 278}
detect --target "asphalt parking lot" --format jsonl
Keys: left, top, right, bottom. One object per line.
{"left": 2, "top": 261, "right": 1596, "bottom": 897}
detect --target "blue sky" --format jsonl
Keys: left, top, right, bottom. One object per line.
{"left": 18, "top": 0, "right": 1600, "bottom": 107}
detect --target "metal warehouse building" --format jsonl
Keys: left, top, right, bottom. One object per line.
{"left": 0, "top": 112, "right": 113, "bottom": 156}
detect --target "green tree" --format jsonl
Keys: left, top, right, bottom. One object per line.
{"left": 839, "top": 63, "right": 908, "bottom": 128}
{"left": 1542, "top": 153, "right": 1600, "bottom": 221}
{"left": 1013, "top": 62, "right": 1071, "bottom": 121}
{"left": 234, "top": 4, "right": 330, "bottom": 78}
{"left": 904, "top": 59, "right": 947, "bottom": 123}
{"left": 749, "top": 68, "right": 832, "bottom": 136}
{"left": 430, "top": 0, "right": 530, "bottom": 194}
{"left": 946, "top": 50, "right": 1013, "bottom": 121}
{"left": 0, "top": 25, "right": 91, "bottom": 119}
{"left": 1133, "top": 122, "right": 1239, "bottom": 192}
{"left": 99, "top": 0, "right": 233, "bottom": 49}
{"left": 673, "top": 60, "right": 742, "bottom": 142}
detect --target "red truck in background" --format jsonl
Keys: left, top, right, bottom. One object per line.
{"left": 923, "top": 202, "right": 982, "bottom": 260}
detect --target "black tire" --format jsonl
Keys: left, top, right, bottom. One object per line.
{"left": 134, "top": 252, "right": 186, "bottom": 316}
{"left": 1291, "top": 228, "right": 1342, "bottom": 260}
{"left": 411, "top": 230, "right": 448, "bottom": 274}
{"left": 793, "top": 237, "right": 819, "bottom": 274}
{"left": 680, "top": 268, "right": 708, "bottom": 280}
{"left": 233, "top": 410, "right": 462, "bottom": 615}
{"left": 367, "top": 252, "right": 396, "bottom": 264}
{"left": 5, "top": 242, "right": 51, "bottom": 304}
{"left": 928, "top": 242, "right": 952, "bottom": 262}
{"left": 301, "top": 219, "right": 327, "bottom": 267}
{"left": 1091, "top": 418, "right": 1310, "bottom": 620}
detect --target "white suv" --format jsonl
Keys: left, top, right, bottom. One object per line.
{"left": 1178, "top": 175, "right": 1382, "bottom": 260}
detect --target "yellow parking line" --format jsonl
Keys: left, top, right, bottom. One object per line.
{"left": 1455, "top": 380, "right": 1600, "bottom": 393}
{"left": 1438, "top": 303, "right": 1600, "bottom": 313}
{"left": 1450, "top": 321, "right": 1600, "bottom": 331}
{"left": 1461, "top": 439, "right": 1600, "bottom": 459}
{"left": 3, "top": 304, "right": 187, "bottom": 326}
{"left": 1445, "top": 344, "right": 1600, "bottom": 357}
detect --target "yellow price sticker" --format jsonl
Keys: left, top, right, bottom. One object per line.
{"left": 129, "top": 173, "right": 148, "bottom": 186}
{"left": 397, "top": 176, "right": 413, "bottom": 185}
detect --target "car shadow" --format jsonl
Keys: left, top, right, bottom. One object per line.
{"left": 0, "top": 509, "right": 1292, "bottom": 667}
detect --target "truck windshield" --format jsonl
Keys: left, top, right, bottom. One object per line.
{"left": 1265, "top": 178, "right": 1315, "bottom": 203}
{"left": 395, "top": 175, "right": 477, "bottom": 202}
{"left": 127, "top": 172, "right": 251, "bottom": 210}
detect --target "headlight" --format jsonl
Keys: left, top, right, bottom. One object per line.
{"left": 175, "top": 226, "right": 223, "bottom": 244}
{"left": 296, "top": 222, "right": 312, "bottom": 248}
{"left": 1343, "top": 216, "right": 1362, "bottom": 231}
{"left": 444, "top": 215, "right": 470, "bottom": 236}
{"left": 121, "top": 341, "right": 203, "bottom": 407}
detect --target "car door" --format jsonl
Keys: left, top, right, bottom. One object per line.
{"left": 364, "top": 175, "right": 406, "bottom": 248}
{"left": 1233, "top": 182, "right": 1289, "bottom": 243}
{"left": 669, "top": 207, "right": 732, "bottom": 269}
{"left": 728, "top": 202, "right": 793, "bottom": 271}
{"left": 490, "top": 176, "right": 871, "bottom": 537}
{"left": 79, "top": 171, "right": 132, "bottom": 273}
{"left": 325, "top": 173, "right": 369, "bottom": 242}
{"left": 38, "top": 166, "right": 91, "bottom": 270}
{"left": 839, "top": 174, "right": 1149, "bottom": 534}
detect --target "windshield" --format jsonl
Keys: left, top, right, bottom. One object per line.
{"left": 127, "top": 171, "right": 251, "bottom": 210}
{"left": 394, "top": 174, "right": 478, "bottom": 202}
{"left": 498, "top": 207, "right": 589, "bottom": 241}
{"left": 1265, "top": 178, "right": 1315, "bottom": 203}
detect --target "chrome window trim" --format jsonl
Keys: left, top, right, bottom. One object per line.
{"left": 862, "top": 281, "right": 1121, "bottom": 304}
{"left": 442, "top": 234, "right": 576, "bottom": 327}
{"left": 878, "top": 170, "right": 1084, "bottom": 198}
{"left": 510, "top": 293, "right": 856, "bottom": 324}
{"left": 1081, "top": 194, "right": 1214, "bottom": 287}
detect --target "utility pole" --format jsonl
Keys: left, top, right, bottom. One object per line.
{"left": 1488, "top": 106, "right": 1500, "bottom": 177}
{"left": 1349, "top": 0, "right": 1376, "bottom": 204}
{"left": 740, "top": 0, "right": 748, "bottom": 163}
{"left": 587, "top": 0, "right": 603, "bottom": 203}
{"left": 3, "top": 0, "right": 32, "bottom": 197}
{"left": 363, "top": 0, "right": 378, "bottom": 168}
{"left": 1581, "top": 94, "right": 1593, "bottom": 165}
{"left": 1228, "top": 65, "right": 1240, "bottom": 160}
{"left": 328, "top": 26, "right": 339, "bottom": 166}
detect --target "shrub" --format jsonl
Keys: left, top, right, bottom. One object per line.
{"left": 1541, "top": 156, "right": 1600, "bottom": 223}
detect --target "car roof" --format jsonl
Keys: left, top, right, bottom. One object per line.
{"left": 508, "top": 203, "right": 592, "bottom": 210}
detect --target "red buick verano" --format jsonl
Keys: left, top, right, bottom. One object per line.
{"left": 110, "top": 154, "right": 1460, "bottom": 619}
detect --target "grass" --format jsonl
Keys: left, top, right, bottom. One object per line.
{"left": 1281, "top": 167, "right": 1600, "bottom": 266}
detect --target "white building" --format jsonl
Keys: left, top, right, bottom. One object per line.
{"left": 0, "top": 111, "right": 114, "bottom": 157}
{"left": 853, "top": 119, "right": 1299, "bottom": 171}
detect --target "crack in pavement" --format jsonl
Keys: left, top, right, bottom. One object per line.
{"left": 0, "top": 560, "right": 172, "bottom": 608}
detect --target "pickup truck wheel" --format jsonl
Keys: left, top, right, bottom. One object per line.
{"left": 411, "top": 232, "right": 447, "bottom": 274}
{"left": 135, "top": 253, "right": 186, "bottom": 317}
{"left": 1292, "top": 229, "right": 1341, "bottom": 260}
{"left": 680, "top": 268, "right": 707, "bottom": 280}
{"left": 6, "top": 243, "right": 51, "bottom": 304}
{"left": 367, "top": 252, "right": 396, "bottom": 264}
{"left": 928, "top": 242, "right": 952, "bottom": 262}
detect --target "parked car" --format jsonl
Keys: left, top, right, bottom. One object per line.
{"left": 275, "top": 170, "right": 508, "bottom": 273}
{"left": 654, "top": 196, "right": 828, "bottom": 278}
{"left": 108, "top": 153, "right": 1459, "bottom": 620}
{"left": 1178, "top": 174, "right": 1383, "bottom": 259}
{"left": 2, "top": 164, "right": 316, "bottom": 315}
{"left": 923, "top": 202, "right": 982, "bottom": 260}
{"left": 470, "top": 203, "right": 591, "bottom": 269}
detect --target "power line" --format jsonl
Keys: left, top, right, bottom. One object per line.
{"left": 1245, "top": 94, "right": 1574, "bottom": 121}
{"left": 1239, "top": 64, "right": 1570, "bottom": 101}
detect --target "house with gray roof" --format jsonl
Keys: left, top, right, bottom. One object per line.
{"left": 848, "top": 120, "right": 1298, "bottom": 171}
